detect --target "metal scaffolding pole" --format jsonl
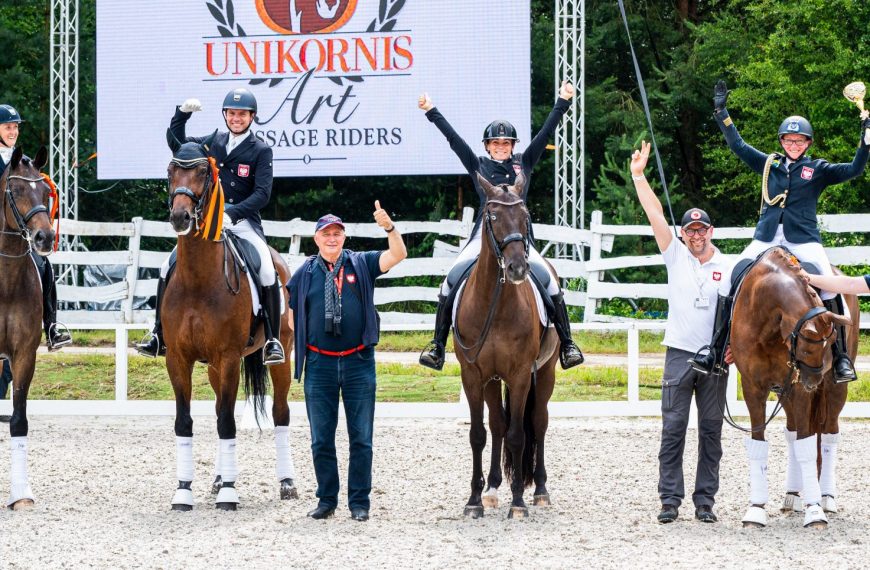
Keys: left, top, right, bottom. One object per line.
{"left": 554, "top": 0, "right": 584, "bottom": 258}
{"left": 50, "top": 0, "right": 79, "bottom": 253}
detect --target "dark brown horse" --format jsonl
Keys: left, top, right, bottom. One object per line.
{"left": 731, "top": 247, "right": 855, "bottom": 529}
{"left": 454, "top": 173, "right": 559, "bottom": 519}
{"left": 0, "top": 146, "right": 55, "bottom": 510}
{"left": 163, "top": 138, "right": 296, "bottom": 511}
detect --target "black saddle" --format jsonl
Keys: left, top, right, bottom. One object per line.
{"left": 225, "top": 232, "right": 263, "bottom": 290}
{"left": 448, "top": 257, "right": 554, "bottom": 313}
{"left": 730, "top": 246, "right": 821, "bottom": 294}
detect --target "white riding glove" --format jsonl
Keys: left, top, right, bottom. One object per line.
{"left": 179, "top": 98, "right": 202, "bottom": 113}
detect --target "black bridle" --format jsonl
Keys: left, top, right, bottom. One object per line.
{"left": 167, "top": 156, "right": 213, "bottom": 234}
{"left": 453, "top": 196, "right": 532, "bottom": 364}
{"left": 0, "top": 173, "right": 50, "bottom": 256}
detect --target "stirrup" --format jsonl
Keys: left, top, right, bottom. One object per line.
{"left": 419, "top": 341, "right": 445, "bottom": 371}
{"left": 834, "top": 358, "right": 857, "bottom": 384}
{"left": 135, "top": 332, "right": 165, "bottom": 358}
{"left": 688, "top": 347, "right": 716, "bottom": 375}
{"left": 46, "top": 323, "right": 72, "bottom": 352}
{"left": 559, "top": 343, "right": 584, "bottom": 369}
{"left": 263, "top": 339, "right": 285, "bottom": 365}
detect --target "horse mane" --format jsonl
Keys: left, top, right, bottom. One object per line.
{"left": 764, "top": 247, "right": 822, "bottom": 305}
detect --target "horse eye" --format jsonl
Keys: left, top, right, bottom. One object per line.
{"left": 490, "top": 214, "right": 497, "bottom": 221}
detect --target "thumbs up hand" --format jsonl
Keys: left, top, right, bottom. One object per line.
{"left": 373, "top": 200, "right": 394, "bottom": 231}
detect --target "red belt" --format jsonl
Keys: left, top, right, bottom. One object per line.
{"left": 307, "top": 344, "right": 366, "bottom": 357}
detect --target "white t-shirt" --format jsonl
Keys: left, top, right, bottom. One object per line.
{"left": 661, "top": 238, "right": 733, "bottom": 353}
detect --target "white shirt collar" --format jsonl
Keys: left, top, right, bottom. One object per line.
{"left": 227, "top": 130, "right": 251, "bottom": 153}
{"left": 0, "top": 145, "right": 14, "bottom": 165}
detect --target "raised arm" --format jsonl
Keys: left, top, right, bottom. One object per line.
{"left": 373, "top": 200, "right": 407, "bottom": 272}
{"left": 822, "top": 113, "right": 870, "bottom": 185}
{"left": 712, "top": 80, "right": 769, "bottom": 174}
{"left": 168, "top": 98, "right": 206, "bottom": 144}
{"left": 630, "top": 140, "right": 672, "bottom": 252}
{"left": 419, "top": 93, "right": 480, "bottom": 175}
{"left": 523, "top": 81, "right": 573, "bottom": 169}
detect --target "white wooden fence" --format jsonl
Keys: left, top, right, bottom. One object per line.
{"left": 5, "top": 209, "right": 870, "bottom": 418}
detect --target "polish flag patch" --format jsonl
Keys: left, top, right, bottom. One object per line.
{"left": 237, "top": 164, "right": 250, "bottom": 177}
{"left": 801, "top": 166, "right": 814, "bottom": 180}
{"left": 713, "top": 271, "right": 722, "bottom": 281}
{"left": 346, "top": 274, "right": 356, "bottom": 284}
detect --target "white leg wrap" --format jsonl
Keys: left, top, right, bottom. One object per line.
{"left": 176, "top": 437, "right": 194, "bottom": 482}
{"left": 783, "top": 428, "right": 802, "bottom": 493}
{"left": 274, "top": 426, "right": 296, "bottom": 480}
{"left": 8, "top": 437, "right": 35, "bottom": 506}
{"left": 213, "top": 440, "right": 222, "bottom": 479}
{"left": 744, "top": 437, "right": 769, "bottom": 506}
{"left": 819, "top": 433, "right": 839, "bottom": 499}
{"left": 793, "top": 436, "right": 822, "bottom": 506}
{"left": 218, "top": 438, "right": 239, "bottom": 483}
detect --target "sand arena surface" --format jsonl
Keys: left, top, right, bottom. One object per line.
{"left": 2, "top": 415, "right": 870, "bottom": 569}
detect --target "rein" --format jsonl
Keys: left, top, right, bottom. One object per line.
{"left": 0, "top": 171, "right": 57, "bottom": 258}
{"left": 168, "top": 156, "right": 224, "bottom": 241}
{"left": 453, "top": 197, "right": 531, "bottom": 364}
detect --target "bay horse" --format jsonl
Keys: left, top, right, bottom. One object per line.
{"left": 164, "top": 136, "right": 297, "bottom": 511}
{"left": 454, "top": 173, "right": 559, "bottom": 519}
{"left": 731, "top": 247, "right": 855, "bottom": 529}
{"left": 0, "top": 146, "right": 55, "bottom": 510}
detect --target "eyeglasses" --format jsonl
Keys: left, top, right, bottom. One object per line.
{"left": 683, "top": 227, "right": 709, "bottom": 237}
{"left": 781, "top": 138, "right": 810, "bottom": 148}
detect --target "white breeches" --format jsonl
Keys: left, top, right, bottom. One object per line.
{"left": 723, "top": 224, "right": 834, "bottom": 299}
{"left": 440, "top": 230, "right": 559, "bottom": 296}
{"left": 161, "top": 219, "right": 276, "bottom": 286}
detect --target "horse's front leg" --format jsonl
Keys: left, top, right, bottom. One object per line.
{"left": 213, "top": 358, "right": 242, "bottom": 511}
{"left": 504, "top": 378, "right": 531, "bottom": 520}
{"left": 461, "top": 373, "right": 486, "bottom": 518}
{"left": 781, "top": 416, "right": 804, "bottom": 514}
{"left": 482, "top": 380, "right": 504, "bottom": 509}
{"left": 818, "top": 382, "right": 847, "bottom": 515}
{"left": 792, "top": 391, "right": 828, "bottom": 529}
{"left": 271, "top": 359, "right": 298, "bottom": 500}
{"left": 7, "top": 354, "right": 37, "bottom": 510}
{"left": 167, "top": 353, "right": 195, "bottom": 511}
{"left": 532, "top": 362, "right": 556, "bottom": 506}
{"left": 741, "top": 382, "right": 770, "bottom": 528}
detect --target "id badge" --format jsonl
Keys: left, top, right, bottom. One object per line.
{"left": 694, "top": 296, "right": 710, "bottom": 309}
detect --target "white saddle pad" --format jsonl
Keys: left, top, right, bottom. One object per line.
{"left": 453, "top": 277, "right": 549, "bottom": 327}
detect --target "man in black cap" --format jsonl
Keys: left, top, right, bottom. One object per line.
{"left": 288, "top": 203, "right": 406, "bottom": 522}
{"left": 631, "top": 141, "right": 734, "bottom": 524}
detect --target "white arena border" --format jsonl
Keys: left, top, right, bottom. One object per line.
{"left": 6, "top": 321, "right": 870, "bottom": 418}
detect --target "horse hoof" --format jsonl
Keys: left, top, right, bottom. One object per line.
{"left": 11, "top": 499, "right": 34, "bottom": 511}
{"left": 463, "top": 505, "right": 484, "bottom": 519}
{"left": 280, "top": 480, "right": 298, "bottom": 500}
{"left": 508, "top": 506, "right": 529, "bottom": 520}
{"left": 171, "top": 504, "right": 193, "bottom": 512}
{"left": 803, "top": 504, "right": 828, "bottom": 528}
{"left": 806, "top": 521, "right": 828, "bottom": 530}
{"left": 742, "top": 521, "right": 764, "bottom": 529}
{"left": 533, "top": 494, "right": 551, "bottom": 507}
{"left": 482, "top": 495, "right": 499, "bottom": 509}
{"left": 821, "top": 495, "right": 838, "bottom": 514}
{"left": 211, "top": 476, "right": 223, "bottom": 495}
{"left": 216, "top": 502, "right": 237, "bottom": 511}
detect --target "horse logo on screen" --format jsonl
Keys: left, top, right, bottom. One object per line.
{"left": 256, "top": 0, "right": 357, "bottom": 34}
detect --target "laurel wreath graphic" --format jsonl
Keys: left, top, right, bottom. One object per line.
{"left": 205, "top": 0, "right": 407, "bottom": 88}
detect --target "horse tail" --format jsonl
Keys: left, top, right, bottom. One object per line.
{"left": 242, "top": 352, "right": 270, "bottom": 426}
{"left": 502, "top": 376, "right": 537, "bottom": 488}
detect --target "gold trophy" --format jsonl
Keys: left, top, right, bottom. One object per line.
{"left": 843, "top": 81, "right": 870, "bottom": 144}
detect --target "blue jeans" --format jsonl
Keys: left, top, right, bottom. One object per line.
{"left": 303, "top": 347, "right": 376, "bottom": 510}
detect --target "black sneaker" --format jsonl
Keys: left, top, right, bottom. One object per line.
{"left": 695, "top": 504, "right": 717, "bottom": 523}
{"left": 657, "top": 504, "right": 678, "bottom": 524}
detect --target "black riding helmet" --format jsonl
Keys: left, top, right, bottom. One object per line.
{"left": 0, "top": 104, "right": 23, "bottom": 125}
{"left": 222, "top": 88, "right": 257, "bottom": 113}
{"left": 482, "top": 120, "right": 518, "bottom": 143}
{"left": 778, "top": 116, "right": 813, "bottom": 139}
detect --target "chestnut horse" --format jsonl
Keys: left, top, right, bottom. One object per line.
{"left": 0, "top": 147, "right": 55, "bottom": 510}
{"left": 454, "top": 173, "right": 559, "bottom": 519}
{"left": 163, "top": 137, "right": 297, "bottom": 511}
{"left": 731, "top": 248, "right": 855, "bottom": 529}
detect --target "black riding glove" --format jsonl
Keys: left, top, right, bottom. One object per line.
{"left": 713, "top": 79, "right": 730, "bottom": 113}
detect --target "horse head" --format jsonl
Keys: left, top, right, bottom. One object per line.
{"left": 1, "top": 146, "right": 56, "bottom": 255}
{"left": 476, "top": 172, "right": 530, "bottom": 285}
{"left": 166, "top": 130, "right": 218, "bottom": 235}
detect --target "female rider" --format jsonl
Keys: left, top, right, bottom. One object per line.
{"left": 690, "top": 80, "right": 870, "bottom": 382}
{"left": 417, "top": 82, "right": 583, "bottom": 371}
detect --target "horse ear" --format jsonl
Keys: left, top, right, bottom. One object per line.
{"left": 476, "top": 172, "right": 498, "bottom": 198}
{"left": 512, "top": 171, "right": 527, "bottom": 198}
{"left": 10, "top": 146, "right": 23, "bottom": 169}
{"left": 829, "top": 313, "right": 852, "bottom": 328}
{"left": 201, "top": 129, "right": 219, "bottom": 153}
{"left": 33, "top": 146, "right": 48, "bottom": 170}
{"left": 166, "top": 128, "right": 182, "bottom": 153}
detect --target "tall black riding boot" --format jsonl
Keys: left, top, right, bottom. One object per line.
{"left": 688, "top": 295, "right": 732, "bottom": 375}
{"left": 262, "top": 283, "right": 286, "bottom": 366}
{"left": 136, "top": 276, "right": 168, "bottom": 357}
{"left": 824, "top": 297, "right": 857, "bottom": 383}
{"left": 419, "top": 294, "right": 454, "bottom": 371}
{"left": 38, "top": 256, "right": 71, "bottom": 351}
{"left": 550, "top": 292, "right": 584, "bottom": 369}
